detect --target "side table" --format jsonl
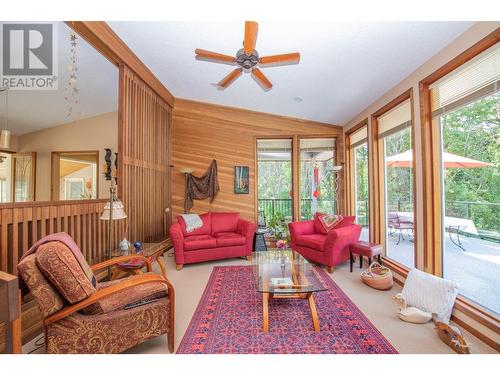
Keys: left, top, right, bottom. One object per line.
{"left": 110, "top": 238, "right": 172, "bottom": 279}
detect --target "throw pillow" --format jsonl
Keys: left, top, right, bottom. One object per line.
{"left": 314, "top": 213, "right": 344, "bottom": 234}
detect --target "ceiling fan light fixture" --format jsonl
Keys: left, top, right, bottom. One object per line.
{"left": 195, "top": 21, "right": 300, "bottom": 90}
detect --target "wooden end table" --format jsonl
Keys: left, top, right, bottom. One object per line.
{"left": 110, "top": 238, "right": 172, "bottom": 279}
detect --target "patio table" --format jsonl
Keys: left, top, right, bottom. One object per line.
{"left": 395, "top": 212, "right": 477, "bottom": 250}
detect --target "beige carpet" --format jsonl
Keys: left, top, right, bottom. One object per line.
{"left": 24, "top": 251, "right": 495, "bottom": 354}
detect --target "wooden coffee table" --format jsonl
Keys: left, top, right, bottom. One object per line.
{"left": 110, "top": 238, "right": 172, "bottom": 279}
{"left": 253, "top": 250, "right": 328, "bottom": 332}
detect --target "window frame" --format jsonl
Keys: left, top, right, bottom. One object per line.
{"left": 419, "top": 30, "right": 500, "bottom": 330}
{"left": 345, "top": 119, "right": 369, "bottom": 221}
{"left": 370, "top": 89, "right": 417, "bottom": 268}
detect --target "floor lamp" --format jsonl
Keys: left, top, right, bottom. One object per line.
{"left": 100, "top": 180, "right": 127, "bottom": 279}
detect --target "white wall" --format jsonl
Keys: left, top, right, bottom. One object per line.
{"left": 16, "top": 111, "right": 118, "bottom": 201}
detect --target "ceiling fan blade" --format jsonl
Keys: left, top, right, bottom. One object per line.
{"left": 195, "top": 48, "right": 236, "bottom": 63}
{"left": 243, "top": 21, "right": 258, "bottom": 54}
{"left": 251, "top": 68, "right": 272, "bottom": 90}
{"left": 218, "top": 68, "right": 243, "bottom": 88}
{"left": 259, "top": 52, "right": 301, "bottom": 65}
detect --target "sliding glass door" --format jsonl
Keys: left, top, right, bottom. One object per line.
{"left": 299, "top": 138, "right": 337, "bottom": 219}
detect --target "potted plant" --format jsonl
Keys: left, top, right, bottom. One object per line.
{"left": 266, "top": 211, "right": 289, "bottom": 248}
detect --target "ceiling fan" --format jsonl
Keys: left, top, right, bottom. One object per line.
{"left": 195, "top": 21, "right": 301, "bottom": 90}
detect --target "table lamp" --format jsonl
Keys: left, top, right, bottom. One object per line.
{"left": 100, "top": 181, "right": 127, "bottom": 279}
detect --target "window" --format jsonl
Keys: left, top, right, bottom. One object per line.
{"left": 348, "top": 126, "right": 369, "bottom": 241}
{"left": 299, "top": 138, "right": 337, "bottom": 219}
{"left": 52, "top": 152, "right": 98, "bottom": 201}
{"left": 257, "top": 139, "right": 293, "bottom": 237}
{"left": 65, "top": 178, "right": 85, "bottom": 200}
{"left": 430, "top": 43, "right": 499, "bottom": 314}
{"left": 378, "top": 99, "right": 415, "bottom": 268}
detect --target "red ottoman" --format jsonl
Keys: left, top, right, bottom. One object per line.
{"left": 349, "top": 241, "right": 382, "bottom": 272}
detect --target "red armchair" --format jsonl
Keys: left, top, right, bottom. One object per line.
{"left": 170, "top": 212, "right": 256, "bottom": 270}
{"left": 288, "top": 216, "right": 361, "bottom": 272}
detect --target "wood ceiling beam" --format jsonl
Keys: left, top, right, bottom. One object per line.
{"left": 66, "top": 21, "right": 175, "bottom": 107}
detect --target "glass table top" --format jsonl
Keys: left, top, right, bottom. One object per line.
{"left": 252, "top": 250, "right": 329, "bottom": 294}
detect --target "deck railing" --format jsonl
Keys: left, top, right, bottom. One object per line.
{"left": 257, "top": 198, "right": 499, "bottom": 238}
{"left": 257, "top": 198, "right": 337, "bottom": 222}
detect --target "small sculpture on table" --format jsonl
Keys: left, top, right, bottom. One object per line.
{"left": 119, "top": 238, "right": 131, "bottom": 256}
{"left": 134, "top": 241, "right": 143, "bottom": 254}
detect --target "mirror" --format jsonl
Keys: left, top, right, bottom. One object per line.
{"left": 0, "top": 21, "right": 118, "bottom": 203}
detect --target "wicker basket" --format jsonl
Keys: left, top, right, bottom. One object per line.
{"left": 361, "top": 262, "right": 393, "bottom": 290}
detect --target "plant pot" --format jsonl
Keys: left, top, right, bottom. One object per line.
{"left": 265, "top": 237, "right": 278, "bottom": 249}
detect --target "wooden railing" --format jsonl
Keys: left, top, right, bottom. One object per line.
{"left": 0, "top": 199, "right": 125, "bottom": 275}
{"left": 0, "top": 271, "right": 21, "bottom": 353}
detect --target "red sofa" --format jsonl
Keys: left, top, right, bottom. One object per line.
{"left": 169, "top": 212, "right": 256, "bottom": 270}
{"left": 288, "top": 216, "right": 361, "bottom": 272}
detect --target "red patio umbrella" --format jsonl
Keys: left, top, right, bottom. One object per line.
{"left": 386, "top": 150, "right": 493, "bottom": 168}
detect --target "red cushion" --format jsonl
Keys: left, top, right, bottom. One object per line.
{"left": 178, "top": 213, "right": 211, "bottom": 237}
{"left": 211, "top": 212, "right": 240, "bottom": 234}
{"left": 313, "top": 213, "right": 343, "bottom": 234}
{"left": 335, "top": 215, "right": 355, "bottom": 228}
{"left": 296, "top": 234, "right": 326, "bottom": 251}
{"left": 214, "top": 232, "right": 246, "bottom": 247}
{"left": 184, "top": 235, "right": 217, "bottom": 251}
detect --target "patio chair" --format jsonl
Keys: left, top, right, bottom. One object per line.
{"left": 387, "top": 212, "right": 414, "bottom": 245}
{"left": 17, "top": 234, "right": 175, "bottom": 353}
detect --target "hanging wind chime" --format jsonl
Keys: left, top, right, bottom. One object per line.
{"left": 65, "top": 30, "right": 79, "bottom": 118}
{"left": 0, "top": 87, "right": 11, "bottom": 149}
{"left": 313, "top": 165, "right": 320, "bottom": 199}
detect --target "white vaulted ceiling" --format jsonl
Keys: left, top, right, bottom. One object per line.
{"left": 109, "top": 21, "right": 473, "bottom": 125}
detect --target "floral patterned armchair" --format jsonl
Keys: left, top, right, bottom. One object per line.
{"left": 17, "top": 233, "right": 175, "bottom": 354}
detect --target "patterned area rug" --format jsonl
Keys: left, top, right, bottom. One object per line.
{"left": 177, "top": 265, "right": 398, "bottom": 354}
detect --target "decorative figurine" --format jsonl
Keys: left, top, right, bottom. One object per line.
{"left": 134, "top": 241, "right": 143, "bottom": 254}
{"left": 119, "top": 237, "right": 131, "bottom": 256}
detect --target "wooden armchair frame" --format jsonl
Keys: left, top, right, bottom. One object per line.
{"left": 44, "top": 255, "right": 175, "bottom": 353}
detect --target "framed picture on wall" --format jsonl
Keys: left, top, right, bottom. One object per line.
{"left": 234, "top": 166, "right": 249, "bottom": 194}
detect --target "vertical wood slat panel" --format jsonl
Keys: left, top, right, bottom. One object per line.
{"left": 119, "top": 65, "right": 172, "bottom": 243}
{"left": 0, "top": 199, "right": 110, "bottom": 274}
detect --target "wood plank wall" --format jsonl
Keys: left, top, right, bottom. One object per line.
{"left": 119, "top": 65, "right": 172, "bottom": 242}
{"left": 172, "top": 99, "right": 344, "bottom": 222}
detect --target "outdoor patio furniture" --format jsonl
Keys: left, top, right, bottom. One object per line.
{"left": 394, "top": 211, "right": 478, "bottom": 251}
{"left": 387, "top": 212, "right": 414, "bottom": 245}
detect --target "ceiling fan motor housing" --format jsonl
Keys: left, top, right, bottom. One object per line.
{"left": 236, "top": 48, "right": 259, "bottom": 71}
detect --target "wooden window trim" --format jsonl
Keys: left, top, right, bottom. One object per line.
{"left": 418, "top": 28, "right": 500, "bottom": 348}
{"left": 50, "top": 150, "right": 100, "bottom": 201}
{"left": 254, "top": 136, "right": 296, "bottom": 223}
{"left": 254, "top": 134, "right": 341, "bottom": 223}
{"left": 297, "top": 135, "right": 340, "bottom": 219}
{"left": 370, "top": 88, "right": 417, "bottom": 267}
{"left": 345, "top": 119, "right": 368, "bottom": 217}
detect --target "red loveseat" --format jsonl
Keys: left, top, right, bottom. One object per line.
{"left": 288, "top": 216, "right": 361, "bottom": 273}
{"left": 169, "top": 212, "right": 256, "bottom": 270}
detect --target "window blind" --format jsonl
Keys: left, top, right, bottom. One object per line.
{"left": 257, "top": 139, "right": 292, "bottom": 161}
{"left": 349, "top": 126, "right": 367, "bottom": 148}
{"left": 378, "top": 100, "right": 411, "bottom": 138}
{"left": 430, "top": 42, "right": 499, "bottom": 116}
